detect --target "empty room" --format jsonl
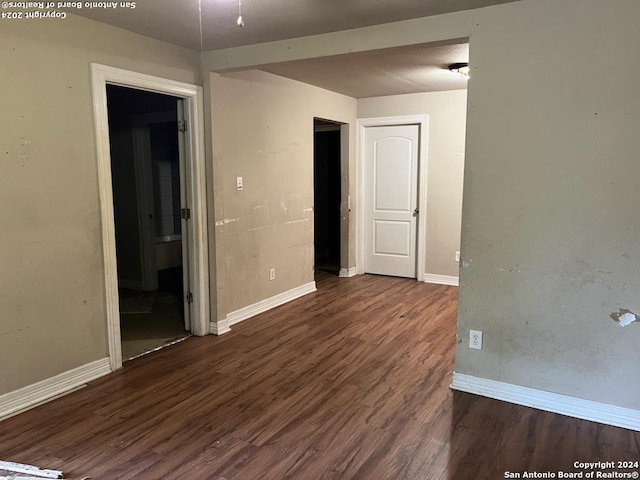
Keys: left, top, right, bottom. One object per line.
{"left": 1, "top": 0, "right": 639, "bottom": 478}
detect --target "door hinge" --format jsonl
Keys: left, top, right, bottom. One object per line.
{"left": 178, "top": 120, "right": 187, "bottom": 132}
{"left": 181, "top": 208, "right": 191, "bottom": 220}
{"left": 186, "top": 292, "right": 193, "bottom": 304}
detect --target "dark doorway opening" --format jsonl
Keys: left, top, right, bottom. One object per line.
{"left": 106, "top": 85, "right": 189, "bottom": 361}
{"left": 314, "top": 118, "right": 342, "bottom": 274}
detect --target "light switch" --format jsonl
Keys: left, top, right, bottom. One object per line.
{"left": 236, "top": 176, "right": 243, "bottom": 191}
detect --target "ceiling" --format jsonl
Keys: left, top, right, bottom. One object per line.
{"left": 72, "top": 0, "right": 518, "bottom": 51}
{"left": 260, "top": 41, "right": 470, "bottom": 98}
{"left": 199, "top": 0, "right": 518, "bottom": 51}
{"left": 71, "top": 0, "right": 520, "bottom": 97}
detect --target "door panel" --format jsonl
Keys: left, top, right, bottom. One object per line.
{"left": 374, "top": 138, "right": 413, "bottom": 212}
{"left": 364, "top": 124, "right": 419, "bottom": 278}
{"left": 374, "top": 220, "right": 412, "bottom": 256}
{"left": 176, "top": 100, "right": 191, "bottom": 331}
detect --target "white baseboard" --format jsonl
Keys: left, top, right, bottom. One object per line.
{"left": 210, "top": 318, "right": 231, "bottom": 336}
{"left": 0, "top": 358, "right": 111, "bottom": 421}
{"left": 423, "top": 274, "right": 459, "bottom": 286}
{"left": 226, "top": 282, "right": 317, "bottom": 327}
{"left": 451, "top": 372, "right": 640, "bottom": 432}
{"left": 339, "top": 267, "right": 358, "bottom": 278}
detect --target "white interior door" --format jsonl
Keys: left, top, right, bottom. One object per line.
{"left": 176, "top": 100, "right": 191, "bottom": 332}
{"left": 364, "top": 124, "right": 419, "bottom": 278}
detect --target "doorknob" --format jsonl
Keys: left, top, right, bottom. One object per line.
{"left": 413, "top": 208, "right": 419, "bottom": 217}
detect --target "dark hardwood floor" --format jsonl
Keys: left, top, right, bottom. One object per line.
{"left": 1, "top": 273, "right": 638, "bottom": 479}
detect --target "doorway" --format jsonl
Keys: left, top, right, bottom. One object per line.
{"left": 106, "top": 85, "right": 189, "bottom": 361}
{"left": 92, "top": 64, "right": 210, "bottom": 371}
{"left": 313, "top": 118, "right": 343, "bottom": 274}
{"left": 357, "top": 115, "right": 429, "bottom": 282}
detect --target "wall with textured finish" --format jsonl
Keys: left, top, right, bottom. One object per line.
{"left": 209, "top": 70, "right": 356, "bottom": 317}
{"left": 456, "top": 0, "right": 640, "bottom": 410}
{"left": 0, "top": 14, "right": 200, "bottom": 395}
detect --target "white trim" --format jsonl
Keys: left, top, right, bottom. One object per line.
{"left": 227, "top": 282, "right": 317, "bottom": 327}
{"left": 340, "top": 123, "right": 350, "bottom": 277}
{"left": 91, "top": 64, "right": 211, "bottom": 372}
{"left": 356, "top": 115, "right": 429, "bottom": 281}
{"left": 0, "top": 359, "right": 111, "bottom": 421}
{"left": 423, "top": 274, "right": 459, "bottom": 286}
{"left": 210, "top": 318, "right": 231, "bottom": 336}
{"left": 451, "top": 372, "right": 640, "bottom": 432}
{"left": 339, "top": 267, "right": 358, "bottom": 278}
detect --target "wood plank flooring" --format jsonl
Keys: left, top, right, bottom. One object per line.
{"left": 1, "top": 273, "right": 638, "bottom": 479}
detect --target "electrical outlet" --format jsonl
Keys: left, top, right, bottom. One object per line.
{"left": 269, "top": 268, "right": 276, "bottom": 281}
{"left": 236, "top": 176, "right": 243, "bottom": 191}
{"left": 469, "top": 330, "right": 483, "bottom": 350}
{"left": 455, "top": 251, "right": 461, "bottom": 262}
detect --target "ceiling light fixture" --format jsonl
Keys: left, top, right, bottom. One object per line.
{"left": 448, "top": 62, "right": 470, "bottom": 78}
{"left": 237, "top": 0, "right": 244, "bottom": 27}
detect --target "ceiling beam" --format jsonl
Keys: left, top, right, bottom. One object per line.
{"left": 202, "top": 9, "right": 474, "bottom": 73}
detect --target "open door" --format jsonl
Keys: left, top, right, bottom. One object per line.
{"left": 176, "top": 100, "right": 191, "bottom": 332}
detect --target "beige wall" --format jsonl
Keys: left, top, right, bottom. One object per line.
{"left": 0, "top": 15, "right": 201, "bottom": 395}
{"left": 456, "top": 0, "right": 640, "bottom": 410}
{"left": 209, "top": 70, "right": 356, "bottom": 317}
{"left": 358, "top": 90, "right": 467, "bottom": 278}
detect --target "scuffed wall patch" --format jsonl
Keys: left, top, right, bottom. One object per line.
{"left": 610, "top": 309, "right": 638, "bottom": 327}
{"left": 215, "top": 218, "right": 239, "bottom": 227}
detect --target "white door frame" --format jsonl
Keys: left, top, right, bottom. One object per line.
{"left": 356, "top": 115, "right": 429, "bottom": 281}
{"left": 91, "top": 64, "right": 210, "bottom": 372}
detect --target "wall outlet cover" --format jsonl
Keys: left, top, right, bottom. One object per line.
{"left": 469, "top": 330, "right": 483, "bottom": 350}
